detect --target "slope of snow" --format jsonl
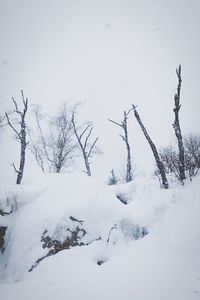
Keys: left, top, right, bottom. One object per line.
{"left": 0, "top": 173, "right": 200, "bottom": 300}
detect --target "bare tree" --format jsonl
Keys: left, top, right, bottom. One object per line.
{"left": 132, "top": 105, "right": 168, "bottom": 189}
{"left": 108, "top": 110, "right": 133, "bottom": 183}
{"left": 184, "top": 133, "right": 200, "bottom": 169}
{"left": 159, "top": 134, "right": 200, "bottom": 182}
{"left": 159, "top": 145, "right": 180, "bottom": 180}
{"left": 172, "top": 65, "right": 186, "bottom": 181}
{"left": 49, "top": 105, "right": 77, "bottom": 173}
{"left": 72, "top": 111, "right": 98, "bottom": 176}
{"left": 184, "top": 133, "right": 200, "bottom": 179}
{"left": 30, "top": 104, "right": 77, "bottom": 173}
{"left": 5, "top": 91, "right": 28, "bottom": 184}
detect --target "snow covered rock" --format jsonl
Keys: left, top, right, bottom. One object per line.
{"left": 29, "top": 215, "right": 90, "bottom": 271}
{"left": 0, "top": 173, "right": 149, "bottom": 281}
{"left": 119, "top": 218, "right": 148, "bottom": 240}
{"left": 116, "top": 192, "right": 129, "bottom": 205}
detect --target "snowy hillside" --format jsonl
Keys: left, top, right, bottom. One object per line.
{"left": 0, "top": 173, "right": 200, "bottom": 300}
{"left": 1, "top": 0, "right": 200, "bottom": 299}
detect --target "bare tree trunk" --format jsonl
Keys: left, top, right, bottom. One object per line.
{"left": 123, "top": 112, "right": 132, "bottom": 182}
{"left": 109, "top": 110, "right": 133, "bottom": 183}
{"left": 173, "top": 65, "right": 186, "bottom": 181}
{"left": 17, "top": 134, "right": 26, "bottom": 184}
{"left": 132, "top": 105, "right": 168, "bottom": 189}
{"left": 5, "top": 91, "right": 28, "bottom": 185}
{"left": 17, "top": 104, "right": 27, "bottom": 184}
{"left": 84, "top": 155, "right": 91, "bottom": 176}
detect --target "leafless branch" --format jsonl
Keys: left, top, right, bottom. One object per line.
{"left": 108, "top": 119, "right": 123, "bottom": 127}
{"left": 84, "top": 126, "right": 93, "bottom": 150}
{"left": 87, "top": 137, "right": 99, "bottom": 158}
{"left": 72, "top": 110, "right": 99, "bottom": 176}
{"left": 80, "top": 124, "right": 92, "bottom": 140}
{"left": 5, "top": 91, "right": 29, "bottom": 184}
{"left": 11, "top": 163, "right": 19, "bottom": 174}
{"left": 5, "top": 112, "right": 21, "bottom": 140}
{"left": 125, "top": 108, "right": 134, "bottom": 117}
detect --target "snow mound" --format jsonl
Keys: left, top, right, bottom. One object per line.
{"left": 0, "top": 173, "right": 149, "bottom": 281}
{"left": 0, "top": 174, "right": 200, "bottom": 300}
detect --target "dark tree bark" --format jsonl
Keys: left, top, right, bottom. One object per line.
{"left": 172, "top": 65, "right": 186, "bottom": 181}
{"left": 5, "top": 90, "right": 28, "bottom": 184}
{"left": 109, "top": 110, "right": 133, "bottom": 183}
{"left": 72, "top": 112, "right": 98, "bottom": 176}
{"left": 132, "top": 105, "right": 168, "bottom": 189}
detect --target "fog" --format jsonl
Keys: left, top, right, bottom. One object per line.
{"left": 0, "top": 0, "right": 200, "bottom": 182}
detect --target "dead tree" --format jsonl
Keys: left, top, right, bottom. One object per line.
{"left": 5, "top": 91, "right": 28, "bottom": 184}
{"left": 108, "top": 110, "right": 133, "bottom": 182}
{"left": 30, "top": 105, "right": 76, "bottom": 173}
{"left": 159, "top": 145, "right": 180, "bottom": 180}
{"left": 172, "top": 65, "right": 186, "bottom": 181}
{"left": 184, "top": 133, "right": 200, "bottom": 169}
{"left": 132, "top": 105, "right": 168, "bottom": 189}
{"left": 72, "top": 112, "right": 98, "bottom": 176}
{"left": 184, "top": 133, "right": 200, "bottom": 179}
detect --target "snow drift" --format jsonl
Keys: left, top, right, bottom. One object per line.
{"left": 0, "top": 173, "right": 200, "bottom": 300}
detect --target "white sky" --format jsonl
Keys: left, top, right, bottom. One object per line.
{"left": 0, "top": 0, "right": 200, "bottom": 183}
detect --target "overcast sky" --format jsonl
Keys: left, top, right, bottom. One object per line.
{"left": 0, "top": 0, "right": 200, "bottom": 183}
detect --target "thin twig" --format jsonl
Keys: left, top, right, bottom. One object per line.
{"left": 11, "top": 163, "right": 19, "bottom": 174}
{"left": 5, "top": 112, "right": 21, "bottom": 140}
{"left": 87, "top": 137, "right": 99, "bottom": 158}
{"left": 108, "top": 119, "right": 123, "bottom": 127}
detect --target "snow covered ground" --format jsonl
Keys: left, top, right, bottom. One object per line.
{"left": 0, "top": 173, "right": 200, "bottom": 300}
